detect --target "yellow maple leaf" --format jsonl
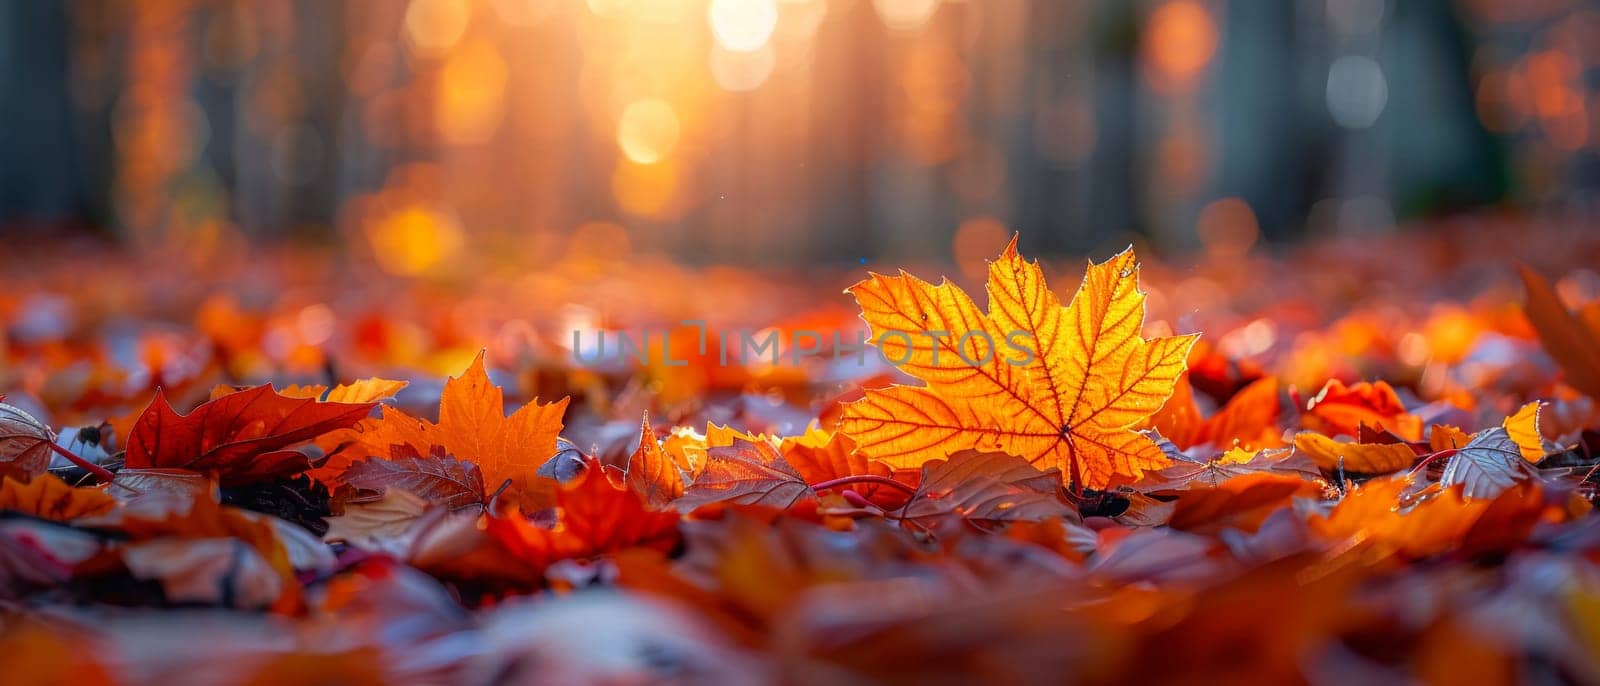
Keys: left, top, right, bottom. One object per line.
{"left": 840, "top": 237, "right": 1197, "bottom": 489}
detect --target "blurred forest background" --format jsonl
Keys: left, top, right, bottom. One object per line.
{"left": 0, "top": 0, "right": 1596, "bottom": 269}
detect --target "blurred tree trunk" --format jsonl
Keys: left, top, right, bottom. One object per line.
{"left": 0, "top": 1, "right": 107, "bottom": 230}
{"left": 1215, "top": 0, "right": 1317, "bottom": 241}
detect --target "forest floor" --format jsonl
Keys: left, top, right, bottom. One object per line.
{"left": 3, "top": 217, "right": 1600, "bottom": 684}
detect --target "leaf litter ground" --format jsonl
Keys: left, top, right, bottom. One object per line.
{"left": 2, "top": 221, "right": 1600, "bottom": 684}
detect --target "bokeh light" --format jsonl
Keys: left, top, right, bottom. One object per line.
{"left": 874, "top": 0, "right": 941, "bottom": 32}
{"left": 17, "top": 0, "right": 1596, "bottom": 268}
{"left": 1143, "top": 0, "right": 1218, "bottom": 90}
{"left": 1326, "top": 55, "right": 1388, "bottom": 129}
{"left": 952, "top": 216, "right": 1010, "bottom": 282}
{"left": 1196, "top": 197, "right": 1260, "bottom": 258}
{"left": 710, "top": 43, "right": 776, "bottom": 92}
{"left": 709, "top": 0, "right": 780, "bottom": 53}
{"left": 436, "top": 39, "right": 509, "bottom": 144}
{"left": 613, "top": 159, "right": 680, "bottom": 216}
{"left": 490, "top": 0, "right": 554, "bottom": 27}
{"left": 403, "top": 0, "right": 471, "bottom": 57}
{"left": 616, "top": 99, "right": 682, "bottom": 165}
{"left": 365, "top": 205, "right": 465, "bottom": 276}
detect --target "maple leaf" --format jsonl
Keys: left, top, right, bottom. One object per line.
{"left": 674, "top": 438, "right": 819, "bottom": 511}
{"left": 405, "top": 508, "right": 548, "bottom": 588}
{"left": 339, "top": 444, "right": 485, "bottom": 511}
{"left": 124, "top": 385, "right": 376, "bottom": 486}
{"left": 487, "top": 459, "right": 679, "bottom": 573}
{"left": 321, "top": 352, "right": 569, "bottom": 506}
{"left": 0, "top": 473, "right": 115, "bottom": 521}
{"left": 669, "top": 514, "right": 920, "bottom": 627}
{"left": 840, "top": 238, "right": 1198, "bottom": 490}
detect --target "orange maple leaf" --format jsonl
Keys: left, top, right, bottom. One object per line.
{"left": 840, "top": 238, "right": 1197, "bottom": 489}
{"left": 320, "top": 352, "right": 568, "bottom": 505}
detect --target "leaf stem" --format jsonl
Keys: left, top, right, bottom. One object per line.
{"left": 808, "top": 474, "right": 917, "bottom": 496}
{"left": 1407, "top": 448, "right": 1459, "bottom": 476}
{"left": 487, "top": 478, "right": 513, "bottom": 508}
{"left": 47, "top": 442, "right": 115, "bottom": 484}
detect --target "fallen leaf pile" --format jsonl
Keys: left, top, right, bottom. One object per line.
{"left": 5, "top": 223, "right": 1600, "bottom": 684}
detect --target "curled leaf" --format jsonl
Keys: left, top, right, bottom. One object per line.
{"left": 0, "top": 403, "right": 58, "bottom": 479}
{"left": 781, "top": 429, "right": 914, "bottom": 509}
{"left": 624, "top": 414, "right": 688, "bottom": 510}
{"left": 1152, "top": 375, "right": 1284, "bottom": 451}
{"left": 1300, "top": 379, "right": 1422, "bottom": 441}
{"left": 900, "top": 450, "right": 1074, "bottom": 525}
{"left": 1501, "top": 401, "right": 1545, "bottom": 464}
{"left": 1292, "top": 432, "right": 1417, "bottom": 474}
{"left": 674, "top": 439, "right": 817, "bottom": 512}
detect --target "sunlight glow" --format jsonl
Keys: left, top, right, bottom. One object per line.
{"left": 709, "top": 0, "right": 780, "bottom": 53}
{"left": 366, "top": 206, "right": 465, "bottom": 276}
{"left": 616, "top": 99, "right": 682, "bottom": 165}
{"left": 873, "top": 0, "right": 940, "bottom": 32}
{"left": 404, "top": 0, "right": 471, "bottom": 56}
